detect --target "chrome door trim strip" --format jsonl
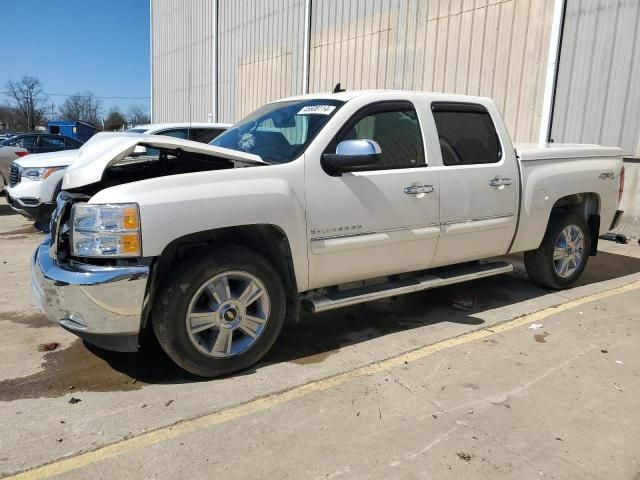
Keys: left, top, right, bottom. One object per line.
{"left": 310, "top": 223, "right": 440, "bottom": 242}
{"left": 440, "top": 213, "right": 514, "bottom": 226}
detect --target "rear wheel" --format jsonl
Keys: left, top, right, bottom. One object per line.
{"left": 153, "top": 246, "right": 286, "bottom": 377}
{"left": 524, "top": 212, "right": 591, "bottom": 289}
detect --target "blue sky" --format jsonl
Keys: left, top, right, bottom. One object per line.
{"left": 1, "top": 0, "right": 149, "bottom": 117}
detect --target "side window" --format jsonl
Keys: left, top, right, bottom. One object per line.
{"left": 155, "top": 128, "right": 188, "bottom": 139}
{"left": 432, "top": 103, "right": 501, "bottom": 166}
{"left": 14, "top": 136, "right": 37, "bottom": 148}
{"left": 337, "top": 105, "right": 425, "bottom": 169}
{"left": 64, "top": 138, "right": 79, "bottom": 148}
{"left": 40, "top": 136, "right": 65, "bottom": 148}
{"left": 190, "top": 128, "right": 225, "bottom": 144}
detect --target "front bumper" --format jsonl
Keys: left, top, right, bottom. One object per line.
{"left": 7, "top": 194, "right": 55, "bottom": 223}
{"left": 31, "top": 240, "right": 149, "bottom": 352}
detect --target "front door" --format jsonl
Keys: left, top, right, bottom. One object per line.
{"left": 305, "top": 101, "right": 440, "bottom": 289}
{"left": 429, "top": 102, "right": 519, "bottom": 267}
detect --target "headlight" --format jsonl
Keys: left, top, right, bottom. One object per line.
{"left": 21, "top": 166, "right": 66, "bottom": 181}
{"left": 71, "top": 203, "right": 141, "bottom": 257}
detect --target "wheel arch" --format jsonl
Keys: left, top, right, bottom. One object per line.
{"left": 141, "top": 224, "right": 299, "bottom": 332}
{"left": 550, "top": 192, "right": 601, "bottom": 255}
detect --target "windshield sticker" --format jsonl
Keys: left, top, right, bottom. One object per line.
{"left": 297, "top": 105, "right": 336, "bottom": 115}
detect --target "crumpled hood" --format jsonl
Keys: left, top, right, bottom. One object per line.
{"left": 63, "top": 132, "right": 266, "bottom": 189}
{"left": 15, "top": 149, "right": 80, "bottom": 168}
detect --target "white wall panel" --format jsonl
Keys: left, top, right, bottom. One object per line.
{"left": 551, "top": 0, "right": 640, "bottom": 156}
{"left": 151, "top": 0, "right": 216, "bottom": 123}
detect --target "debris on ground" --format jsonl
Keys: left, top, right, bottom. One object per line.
{"left": 534, "top": 333, "right": 550, "bottom": 343}
{"left": 57, "top": 438, "right": 63, "bottom": 443}
{"left": 599, "top": 232, "right": 628, "bottom": 244}
{"left": 68, "top": 397, "right": 81, "bottom": 404}
{"left": 555, "top": 437, "right": 564, "bottom": 441}
{"left": 457, "top": 451, "right": 473, "bottom": 462}
{"left": 601, "top": 349, "right": 608, "bottom": 353}
{"left": 613, "top": 383, "right": 623, "bottom": 392}
{"left": 68, "top": 386, "right": 74, "bottom": 390}
{"left": 616, "top": 360, "right": 624, "bottom": 364}
{"left": 452, "top": 295, "right": 476, "bottom": 311}
{"left": 164, "top": 399, "right": 174, "bottom": 407}
{"left": 528, "top": 323, "right": 544, "bottom": 330}
{"left": 37, "top": 342, "right": 60, "bottom": 352}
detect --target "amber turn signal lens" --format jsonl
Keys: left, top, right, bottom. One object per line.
{"left": 121, "top": 234, "right": 140, "bottom": 254}
{"left": 123, "top": 207, "right": 139, "bottom": 229}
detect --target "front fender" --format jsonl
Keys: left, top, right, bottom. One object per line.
{"left": 89, "top": 162, "right": 309, "bottom": 291}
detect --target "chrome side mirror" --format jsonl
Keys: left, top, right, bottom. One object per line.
{"left": 323, "top": 139, "right": 382, "bottom": 173}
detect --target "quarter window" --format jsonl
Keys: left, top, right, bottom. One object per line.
{"left": 432, "top": 103, "right": 501, "bottom": 166}
{"left": 337, "top": 105, "right": 425, "bottom": 169}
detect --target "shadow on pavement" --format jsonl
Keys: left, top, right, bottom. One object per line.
{"left": 2, "top": 249, "right": 639, "bottom": 399}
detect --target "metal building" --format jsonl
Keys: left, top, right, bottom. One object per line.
{"left": 150, "top": 0, "right": 640, "bottom": 156}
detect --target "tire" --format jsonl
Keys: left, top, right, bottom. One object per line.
{"left": 152, "top": 246, "right": 286, "bottom": 377}
{"left": 524, "top": 212, "right": 591, "bottom": 289}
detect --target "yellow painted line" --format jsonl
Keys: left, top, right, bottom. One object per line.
{"left": 7, "top": 279, "right": 640, "bottom": 480}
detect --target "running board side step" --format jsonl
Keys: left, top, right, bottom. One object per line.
{"left": 302, "top": 261, "right": 513, "bottom": 313}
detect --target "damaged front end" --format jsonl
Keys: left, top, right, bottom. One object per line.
{"left": 31, "top": 134, "right": 267, "bottom": 352}
{"left": 62, "top": 132, "right": 267, "bottom": 195}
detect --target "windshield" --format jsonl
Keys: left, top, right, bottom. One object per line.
{"left": 211, "top": 99, "right": 344, "bottom": 164}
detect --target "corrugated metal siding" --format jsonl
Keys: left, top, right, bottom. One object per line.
{"left": 551, "top": 0, "right": 640, "bottom": 156}
{"left": 151, "top": 0, "right": 216, "bottom": 123}
{"left": 217, "top": 0, "right": 306, "bottom": 122}
{"left": 308, "top": 0, "right": 554, "bottom": 142}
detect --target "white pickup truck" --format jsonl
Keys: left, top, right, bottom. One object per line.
{"left": 32, "top": 90, "right": 625, "bottom": 377}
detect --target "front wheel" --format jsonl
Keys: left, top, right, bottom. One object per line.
{"left": 153, "top": 246, "right": 286, "bottom": 377}
{"left": 524, "top": 212, "right": 591, "bottom": 289}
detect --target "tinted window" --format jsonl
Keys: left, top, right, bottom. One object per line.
{"left": 190, "top": 128, "right": 225, "bottom": 144}
{"left": 64, "top": 137, "right": 81, "bottom": 148}
{"left": 432, "top": 104, "right": 501, "bottom": 165}
{"left": 40, "top": 136, "right": 65, "bottom": 148}
{"left": 13, "top": 136, "right": 37, "bottom": 148}
{"left": 337, "top": 106, "right": 425, "bottom": 169}
{"left": 156, "top": 128, "right": 188, "bottom": 139}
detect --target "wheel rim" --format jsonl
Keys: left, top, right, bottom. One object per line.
{"left": 553, "top": 224, "right": 585, "bottom": 279}
{"left": 186, "top": 270, "right": 270, "bottom": 358}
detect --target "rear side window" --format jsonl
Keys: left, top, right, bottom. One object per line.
{"left": 14, "top": 136, "right": 37, "bottom": 148}
{"left": 432, "top": 103, "right": 501, "bottom": 166}
{"left": 40, "top": 136, "right": 65, "bottom": 148}
{"left": 190, "top": 128, "right": 225, "bottom": 143}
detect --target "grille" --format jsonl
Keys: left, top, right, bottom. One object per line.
{"left": 9, "top": 163, "right": 20, "bottom": 187}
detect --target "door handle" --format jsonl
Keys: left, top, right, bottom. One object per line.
{"left": 489, "top": 176, "right": 512, "bottom": 187}
{"left": 404, "top": 183, "right": 434, "bottom": 195}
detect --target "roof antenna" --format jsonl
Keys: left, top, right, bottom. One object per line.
{"left": 333, "top": 82, "right": 346, "bottom": 93}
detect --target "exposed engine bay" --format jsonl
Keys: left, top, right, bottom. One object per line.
{"left": 67, "top": 147, "right": 249, "bottom": 196}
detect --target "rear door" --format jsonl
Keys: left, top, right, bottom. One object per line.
{"left": 305, "top": 100, "right": 440, "bottom": 288}
{"left": 429, "top": 102, "right": 519, "bottom": 267}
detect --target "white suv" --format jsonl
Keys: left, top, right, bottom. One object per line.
{"left": 6, "top": 122, "right": 230, "bottom": 228}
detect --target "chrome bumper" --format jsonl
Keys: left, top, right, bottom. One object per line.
{"left": 31, "top": 240, "right": 149, "bottom": 350}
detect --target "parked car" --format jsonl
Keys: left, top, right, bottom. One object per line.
{"left": 0, "top": 133, "right": 82, "bottom": 192}
{"left": 6, "top": 123, "right": 230, "bottom": 226}
{"left": 32, "top": 91, "right": 625, "bottom": 377}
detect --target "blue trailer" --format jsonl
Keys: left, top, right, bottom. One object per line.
{"left": 47, "top": 120, "right": 98, "bottom": 143}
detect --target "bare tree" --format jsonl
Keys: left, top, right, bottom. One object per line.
{"left": 127, "top": 104, "right": 150, "bottom": 126}
{"left": 105, "top": 106, "right": 127, "bottom": 131}
{"left": 5, "top": 76, "right": 49, "bottom": 131}
{"left": 58, "top": 91, "right": 102, "bottom": 126}
{"left": 0, "top": 104, "right": 22, "bottom": 131}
